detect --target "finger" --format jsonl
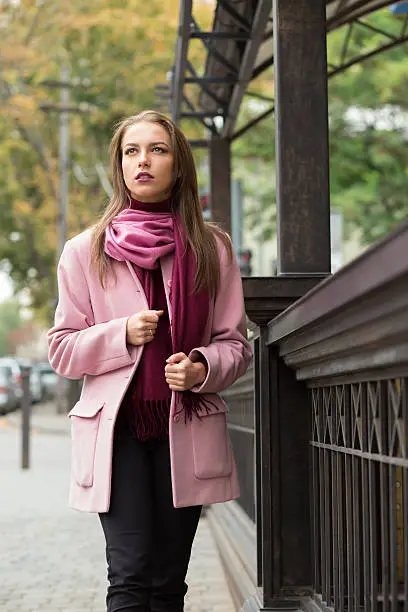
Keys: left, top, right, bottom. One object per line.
{"left": 166, "top": 352, "right": 188, "bottom": 364}
{"left": 168, "top": 383, "right": 186, "bottom": 391}
{"left": 144, "top": 309, "right": 164, "bottom": 317}
{"left": 139, "top": 310, "right": 164, "bottom": 324}
{"left": 166, "top": 374, "right": 183, "bottom": 384}
{"left": 165, "top": 364, "right": 180, "bottom": 374}
{"left": 143, "top": 329, "right": 156, "bottom": 339}
{"left": 165, "top": 365, "right": 187, "bottom": 376}
{"left": 140, "top": 313, "right": 161, "bottom": 324}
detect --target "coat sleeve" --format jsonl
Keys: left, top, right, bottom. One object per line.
{"left": 47, "top": 240, "right": 137, "bottom": 379}
{"left": 188, "top": 238, "right": 252, "bottom": 394}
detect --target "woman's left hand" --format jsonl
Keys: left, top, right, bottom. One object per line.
{"left": 165, "top": 352, "right": 207, "bottom": 391}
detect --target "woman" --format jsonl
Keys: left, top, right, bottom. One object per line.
{"left": 48, "top": 110, "right": 252, "bottom": 612}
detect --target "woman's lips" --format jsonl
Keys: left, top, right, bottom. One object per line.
{"left": 136, "top": 176, "right": 153, "bottom": 182}
{"left": 135, "top": 172, "right": 154, "bottom": 183}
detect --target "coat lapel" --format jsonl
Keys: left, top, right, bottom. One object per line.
{"left": 125, "top": 257, "right": 173, "bottom": 324}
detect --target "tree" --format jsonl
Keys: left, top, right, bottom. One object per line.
{"left": 0, "top": 0, "right": 211, "bottom": 323}
{"left": 0, "top": 300, "right": 23, "bottom": 357}
{"left": 236, "top": 9, "right": 408, "bottom": 247}
{"left": 327, "top": 9, "right": 408, "bottom": 245}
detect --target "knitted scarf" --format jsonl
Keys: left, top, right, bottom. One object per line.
{"left": 104, "top": 198, "right": 210, "bottom": 438}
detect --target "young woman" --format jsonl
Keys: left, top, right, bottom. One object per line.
{"left": 48, "top": 110, "right": 252, "bottom": 612}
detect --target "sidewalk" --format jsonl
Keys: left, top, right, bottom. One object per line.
{"left": 5, "top": 400, "right": 71, "bottom": 436}
{"left": 0, "top": 403, "right": 235, "bottom": 612}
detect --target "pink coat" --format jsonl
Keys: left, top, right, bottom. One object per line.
{"left": 48, "top": 228, "right": 252, "bottom": 512}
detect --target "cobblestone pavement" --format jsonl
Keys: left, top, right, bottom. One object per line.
{"left": 0, "top": 408, "right": 234, "bottom": 611}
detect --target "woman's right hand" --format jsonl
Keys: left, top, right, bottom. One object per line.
{"left": 126, "top": 310, "right": 164, "bottom": 346}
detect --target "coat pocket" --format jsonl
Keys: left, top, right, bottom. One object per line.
{"left": 68, "top": 400, "right": 104, "bottom": 487}
{"left": 191, "top": 394, "right": 232, "bottom": 480}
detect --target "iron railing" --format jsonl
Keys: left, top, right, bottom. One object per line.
{"left": 311, "top": 379, "right": 407, "bottom": 611}
{"left": 266, "top": 219, "right": 408, "bottom": 611}
{"left": 223, "top": 362, "right": 256, "bottom": 522}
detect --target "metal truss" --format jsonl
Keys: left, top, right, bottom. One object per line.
{"left": 326, "top": 0, "right": 401, "bottom": 30}
{"left": 171, "top": 0, "right": 407, "bottom": 145}
{"left": 328, "top": 12, "right": 408, "bottom": 78}
{"left": 170, "top": 0, "right": 272, "bottom": 138}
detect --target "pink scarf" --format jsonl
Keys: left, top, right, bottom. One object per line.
{"left": 104, "top": 198, "right": 210, "bottom": 435}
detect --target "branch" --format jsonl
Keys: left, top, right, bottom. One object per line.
{"left": 14, "top": 119, "right": 58, "bottom": 201}
{"left": 0, "top": 70, "right": 59, "bottom": 201}
{"left": 24, "top": 2, "right": 46, "bottom": 46}
{"left": 21, "top": 215, "right": 52, "bottom": 283}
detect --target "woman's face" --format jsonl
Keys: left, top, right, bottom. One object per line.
{"left": 121, "top": 121, "right": 174, "bottom": 203}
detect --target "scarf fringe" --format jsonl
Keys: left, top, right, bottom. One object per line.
{"left": 119, "top": 392, "right": 221, "bottom": 440}
{"left": 122, "top": 398, "right": 172, "bottom": 441}
{"left": 176, "top": 391, "right": 220, "bottom": 424}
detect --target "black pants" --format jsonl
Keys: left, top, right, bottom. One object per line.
{"left": 99, "top": 432, "right": 202, "bottom": 612}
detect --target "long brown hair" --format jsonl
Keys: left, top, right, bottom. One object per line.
{"left": 91, "top": 110, "right": 231, "bottom": 294}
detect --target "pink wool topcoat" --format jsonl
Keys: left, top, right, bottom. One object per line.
{"left": 47, "top": 228, "right": 253, "bottom": 512}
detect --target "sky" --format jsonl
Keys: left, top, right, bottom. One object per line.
{"left": 0, "top": 271, "right": 13, "bottom": 303}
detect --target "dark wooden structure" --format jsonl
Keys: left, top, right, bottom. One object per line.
{"left": 171, "top": 0, "right": 408, "bottom": 610}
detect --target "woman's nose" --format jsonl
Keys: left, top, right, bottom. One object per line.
{"left": 138, "top": 151, "right": 150, "bottom": 167}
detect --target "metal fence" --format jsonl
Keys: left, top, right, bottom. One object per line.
{"left": 223, "top": 364, "right": 256, "bottom": 522}
{"left": 215, "top": 222, "right": 408, "bottom": 611}
{"left": 311, "top": 379, "right": 407, "bottom": 611}
{"left": 264, "top": 221, "right": 408, "bottom": 611}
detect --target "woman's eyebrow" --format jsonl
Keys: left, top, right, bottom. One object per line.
{"left": 122, "top": 141, "right": 170, "bottom": 148}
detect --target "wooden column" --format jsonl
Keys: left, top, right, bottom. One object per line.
{"left": 209, "top": 136, "right": 231, "bottom": 234}
{"left": 274, "top": 0, "right": 331, "bottom": 275}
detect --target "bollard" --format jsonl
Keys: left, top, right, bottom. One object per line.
{"left": 21, "top": 365, "right": 31, "bottom": 470}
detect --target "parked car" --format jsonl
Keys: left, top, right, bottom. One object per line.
{"left": 0, "top": 364, "right": 20, "bottom": 414}
{"left": 0, "top": 357, "right": 23, "bottom": 404}
{"left": 29, "top": 363, "right": 45, "bottom": 403}
{"left": 37, "top": 362, "right": 58, "bottom": 399}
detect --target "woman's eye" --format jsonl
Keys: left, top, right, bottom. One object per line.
{"left": 153, "top": 146, "right": 166, "bottom": 153}
{"left": 124, "top": 148, "right": 136, "bottom": 155}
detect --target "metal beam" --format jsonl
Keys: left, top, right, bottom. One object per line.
{"left": 190, "top": 31, "right": 249, "bottom": 41}
{"left": 173, "top": 0, "right": 405, "bottom": 136}
{"left": 186, "top": 61, "right": 228, "bottom": 109}
{"left": 188, "top": 139, "right": 209, "bottom": 148}
{"left": 327, "top": 0, "right": 399, "bottom": 31}
{"left": 221, "top": 0, "right": 272, "bottom": 138}
{"left": 328, "top": 32, "right": 408, "bottom": 79}
{"left": 232, "top": 105, "right": 274, "bottom": 141}
{"left": 329, "top": 13, "right": 408, "bottom": 79}
{"left": 181, "top": 111, "right": 224, "bottom": 118}
{"left": 355, "top": 17, "right": 397, "bottom": 40}
{"left": 218, "top": 0, "right": 251, "bottom": 31}
{"left": 182, "top": 94, "right": 219, "bottom": 135}
{"left": 190, "top": 16, "right": 238, "bottom": 75}
{"left": 171, "top": 0, "right": 192, "bottom": 124}
{"left": 184, "top": 76, "right": 237, "bottom": 84}
{"left": 245, "top": 90, "right": 274, "bottom": 103}
{"left": 252, "top": 55, "right": 274, "bottom": 81}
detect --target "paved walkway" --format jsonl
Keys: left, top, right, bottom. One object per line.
{"left": 0, "top": 403, "right": 235, "bottom": 611}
